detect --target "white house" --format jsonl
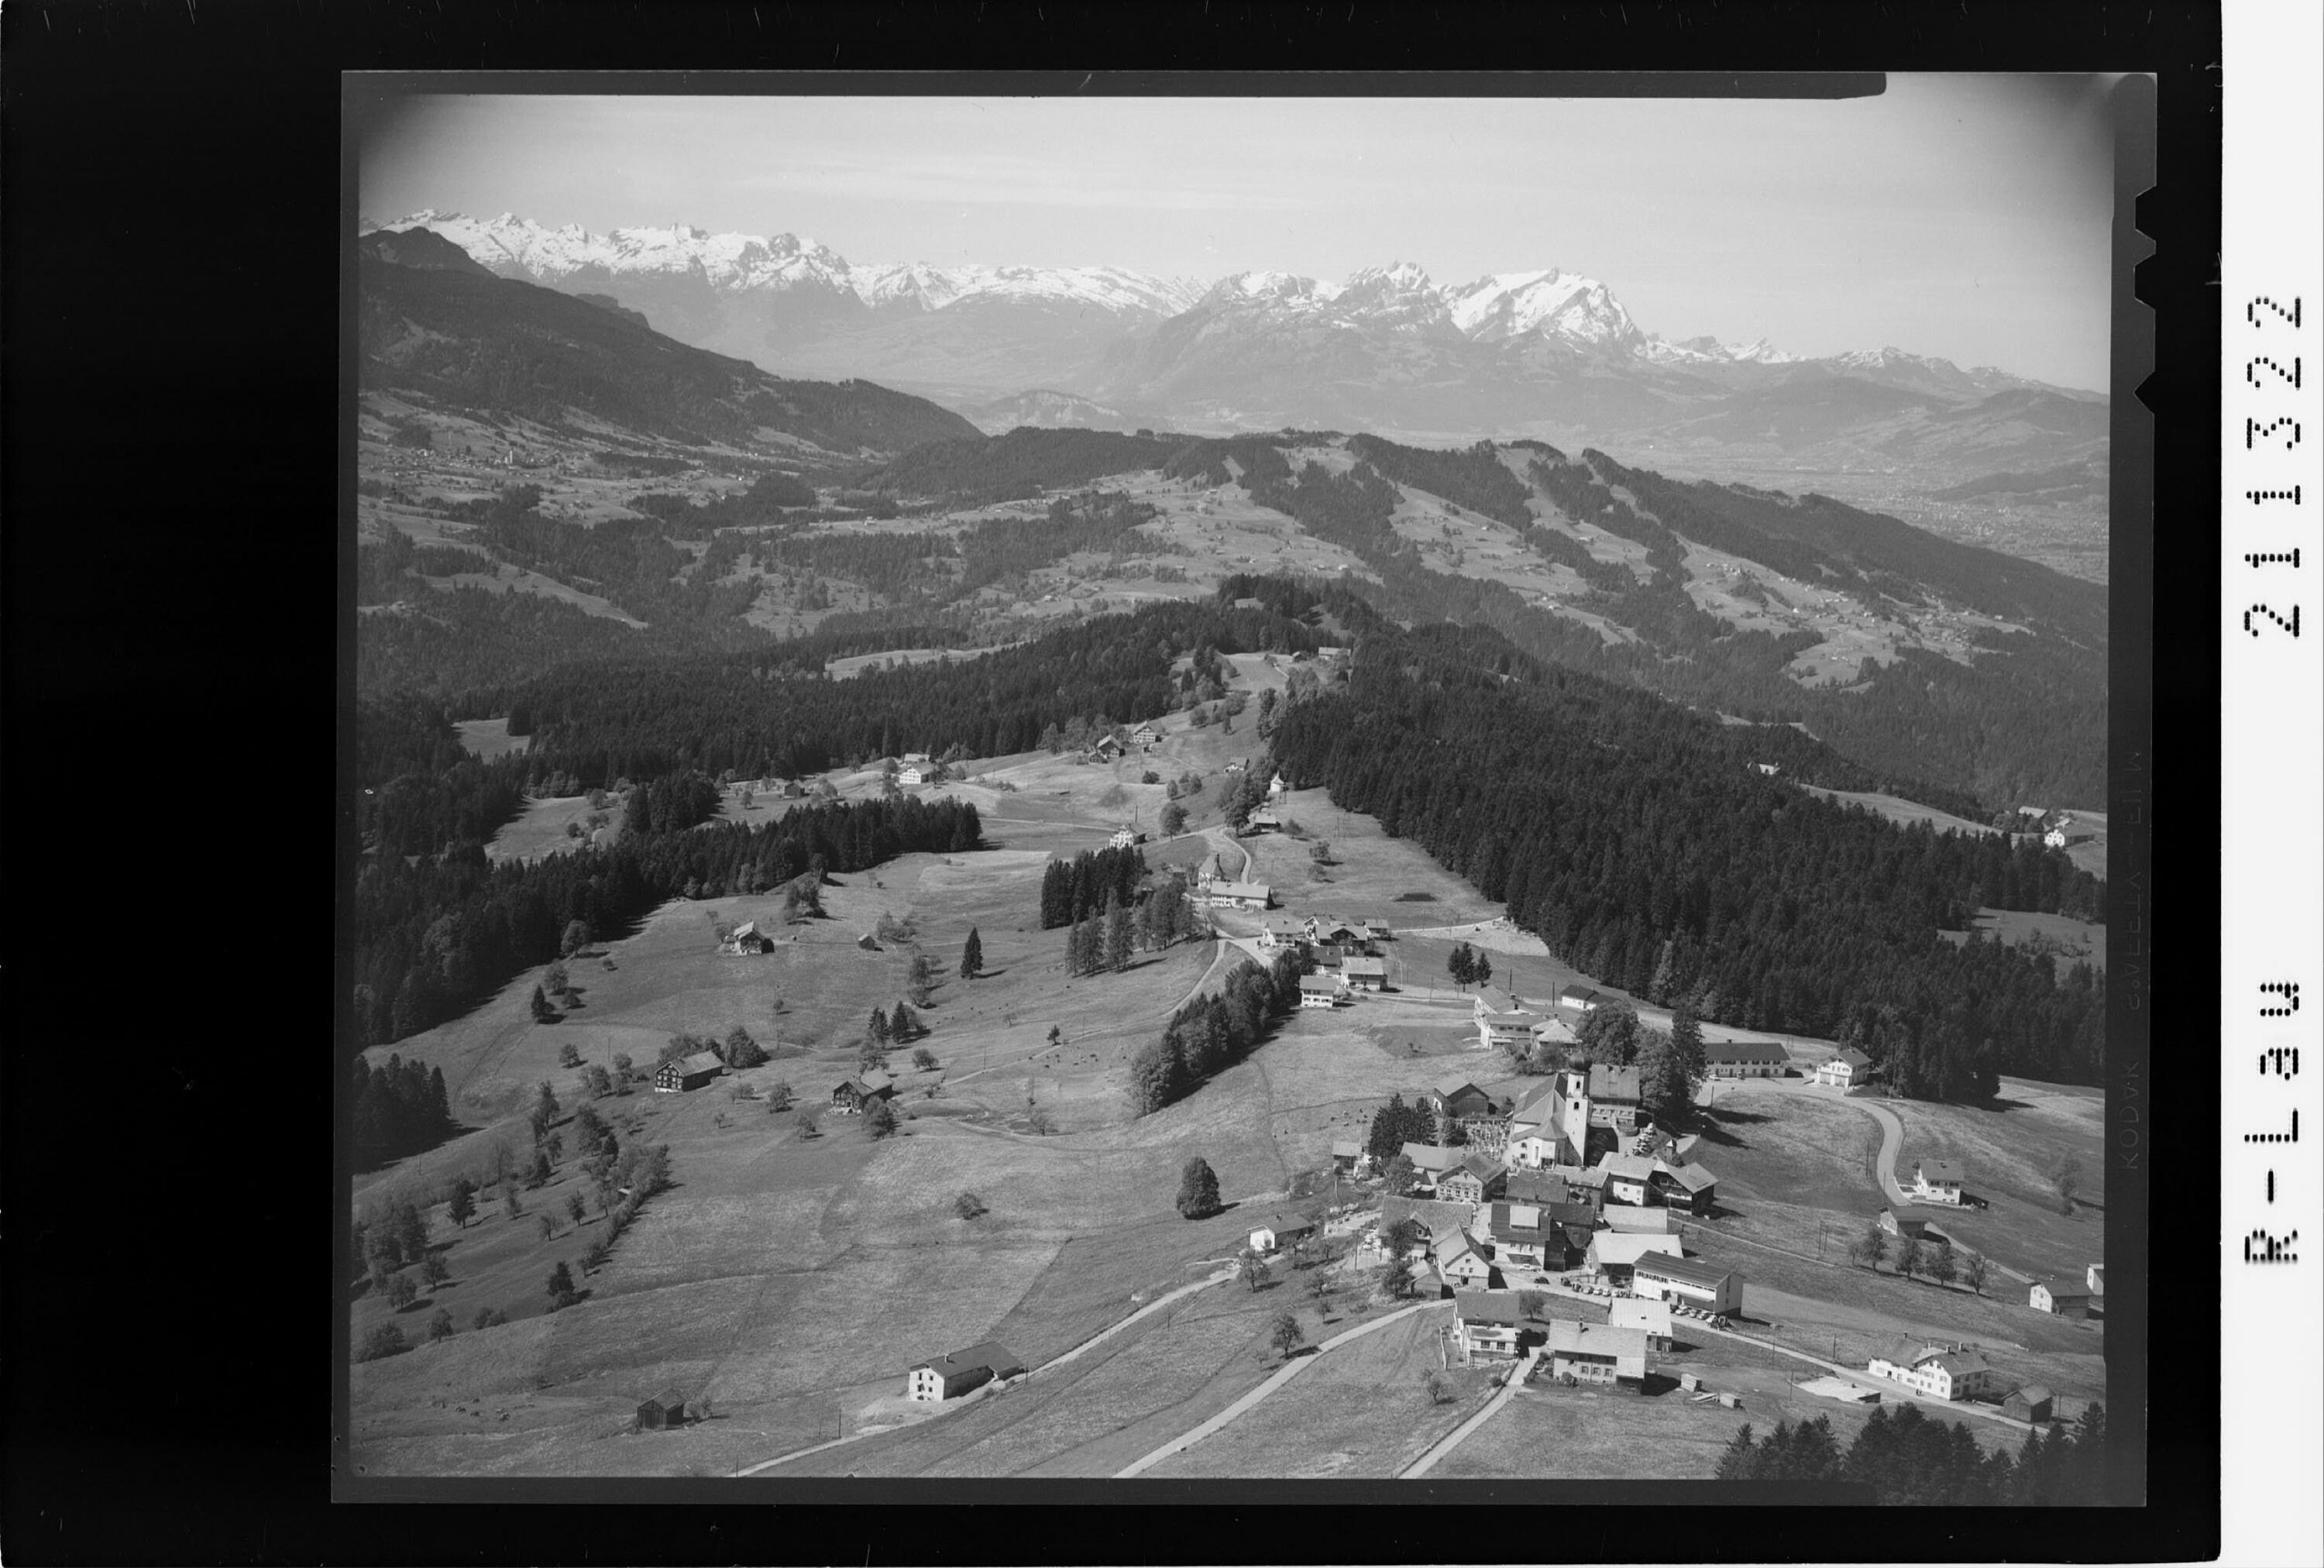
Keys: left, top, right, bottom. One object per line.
{"left": 905, "top": 1342, "right": 1027, "bottom": 1402}
{"left": 1341, "top": 955, "right": 1387, "bottom": 991}
{"left": 1452, "top": 1289, "right": 1530, "bottom": 1360}
{"left": 1866, "top": 1343, "right": 2005, "bottom": 1402}
{"left": 1109, "top": 826, "right": 1143, "bottom": 851}
{"left": 1130, "top": 724, "right": 1160, "bottom": 748}
{"left": 1298, "top": 974, "right": 1345, "bottom": 1009}
{"left": 1557, "top": 985, "right": 1603, "bottom": 1013}
{"left": 1630, "top": 1251, "right": 1741, "bottom": 1315}
{"left": 898, "top": 765, "right": 933, "bottom": 786}
{"left": 1910, "top": 1159, "right": 1966, "bottom": 1206}
{"left": 1816, "top": 1047, "right": 1875, "bottom": 1088}
{"left": 1597, "top": 1152, "right": 1657, "bottom": 1208}
{"left": 1257, "top": 916, "right": 1307, "bottom": 951}
{"left": 1202, "top": 879, "right": 1272, "bottom": 911}
{"left": 1267, "top": 771, "right": 1288, "bottom": 799}
{"left": 1432, "top": 1229, "right": 1494, "bottom": 1289}
{"left": 1249, "top": 1214, "right": 1319, "bottom": 1255}
{"left": 1545, "top": 1319, "right": 1649, "bottom": 1385}
{"left": 2044, "top": 826, "right": 2068, "bottom": 848}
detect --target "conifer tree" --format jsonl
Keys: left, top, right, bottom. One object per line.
{"left": 959, "top": 927, "right": 982, "bottom": 978}
{"left": 1103, "top": 894, "right": 1133, "bottom": 973}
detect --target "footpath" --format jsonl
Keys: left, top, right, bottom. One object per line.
{"left": 1398, "top": 1346, "right": 1540, "bottom": 1479}
{"left": 1113, "top": 1298, "right": 1452, "bottom": 1477}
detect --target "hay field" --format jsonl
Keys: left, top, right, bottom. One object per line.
{"left": 454, "top": 717, "right": 532, "bottom": 761}
{"left": 1937, "top": 908, "right": 2106, "bottom": 974}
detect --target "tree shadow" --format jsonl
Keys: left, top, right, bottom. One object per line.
{"left": 1979, "top": 1095, "right": 2032, "bottom": 1112}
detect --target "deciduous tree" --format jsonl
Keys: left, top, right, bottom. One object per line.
{"left": 1176, "top": 1157, "right": 1222, "bottom": 1219}
{"left": 1270, "top": 1311, "right": 1305, "bottom": 1360}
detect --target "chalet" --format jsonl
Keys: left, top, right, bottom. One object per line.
{"left": 902, "top": 752, "right": 930, "bottom": 764}
{"left": 1400, "top": 1143, "right": 1468, "bottom": 1191}
{"left": 1477, "top": 1005, "right": 1550, "bottom": 1053}
{"left": 1483, "top": 1202, "right": 1552, "bottom": 1269}
{"left": 635, "top": 1390, "right": 689, "bottom": 1429}
{"left": 2029, "top": 1281, "right": 2093, "bottom": 1320}
{"left": 1453, "top": 1289, "right": 1532, "bottom": 1360}
{"left": 1428, "top": 1078, "right": 1497, "bottom": 1120}
{"left": 720, "top": 920, "right": 775, "bottom": 955}
{"left": 1379, "top": 1194, "right": 1483, "bottom": 1243}
{"left": 1703, "top": 1040, "right": 1790, "bottom": 1078}
{"left": 1557, "top": 985, "right": 1603, "bottom": 1013}
{"left": 898, "top": 765, "right": 934, "bottom": 786}
{"left": 1308, "top": 942, "right": 1348, "bottom": 969}
{"left": 1602, "top": 1203, "right": 1674, "bottom": 1235}
{"left": 1109, "top": 826, "right": 1144, "bottom": 851}
{"left": 1356, "top": 918, "right": 1391, "bottom": 942}
{"left": 1866, "top": 1343, "right": 2004, "bottom": 1403}
{"left": 1597, "top": 1153, "right": 1658, "bottom": 1208}
{"left": 1436, "top": 1154, "right": 1507, "bottom": 1208}
{"left": 1257, "top": 916, "right": 1308, "bottom": 951}
{"left": 1631, "top": 1251, "right": 1741, "bottom": 1315}
{"left": 1130, "top": 723, "right": 1160, "bottom": 748}
{"left": 1649, "top": 1161, "right": 1719, "bottom": 1216}
{"left": 1816, "top": 1048, "right": 1874, "bottom": 1088}
{"left": 906, "top": 1342, "right": 1027, "bottom": 1403}
{"left": 1911, "top": 1160, "right": 1966, "bottom": 1206}
{"left": 1545, "top": 1319, "right": 1650, "bottom": 1386}
{"left": 1584, "top": 1232, "right": 1683, "bottom": 1288}
{"left": 1202, "top": 879, "right": 1272, "bottom": 911}
{"left": 655, "top": 1051, "right": 726, "bottom": 1093}
{"left": 1298, "top": 975, "right": 1345, "bottom": 1009}
{"left": 830, "top": 1069, "right": 896, "bottom": 1113}
{"left": 1308, "top": 916, "right": 1367, "bottom": 945}
{"left": 2002, "top": 1384, "right": 2055, "bottom": 1424}
{"left": 1432, "top": 1229, "right": 1494, "bottom": 1290}
{"left": 1608, "top": 1296, "right": 1674, "bottom": 1352}
{"left": 1090, "top": 734, "right": 1126, "bottom": 760}
{"left": 1249, "top": 1214, "right": 1319, "bottom": 1254}
{"left": 1340, "top": 955, "right": 1387, "bottom": 991}
{"left": 1330, "top": 1140, "right": 1363, "bottom": 1173}
{"left": 1246, "top": 809, "right": 1284, "bottom": 833}
{"left": 778, "top": 779, "right": 806, "bottom": 798}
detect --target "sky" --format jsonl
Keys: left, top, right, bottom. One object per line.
{"left": 358, "top": 77, "right": 2120, "bottom": 390}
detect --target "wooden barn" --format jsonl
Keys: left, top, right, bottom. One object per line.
{"left": 831, "top": 1070, "right": 896, "bottom": 1113}
{"left": 636, "top": 1390, "right": 688, "bottom": 1429}
{"left": 655, "top": 1051, "right": 726, "bottom": 1093}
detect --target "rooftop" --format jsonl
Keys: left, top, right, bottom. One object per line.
{"left": 1545, "top": 1320, "right": 1649, "bottom": 1360}
{"left": 1632, "top": 1251, "right": 1735, "bottom": 1290}
{"left": 1456, "top": 1289, "right": 1527, "bottom": 1328}
{"left": 917, "top": 1341, "right": 1026, "bottom": 1381}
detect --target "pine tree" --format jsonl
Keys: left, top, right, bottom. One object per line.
{"left": 959, "top": 927, "right": 982, "bottom": 978}
{"left": 531, "top": 984, "right": 557, "bottom": 1023}
{"left": 1103, "top": 895, "right": 1133, "bottom": 973}
{"left": 889, "top": 1002, "right": 920, "bottom": 1041}
{"left": 1175, "top": 1157, "right": 1222, "bottom": 1219}
{"left": 1716, "top": 1422, "right": 1760, "bottom": 1480}
{"left": 868, "top": 1006, "right": 891, "bottom": 1044}
{"left": 447, "top": 1178, "right": 476, "bottom": 1229}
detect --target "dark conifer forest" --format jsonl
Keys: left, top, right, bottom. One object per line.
{"left": 1265, "top": 598, "right": 2105, "bottom": 1092}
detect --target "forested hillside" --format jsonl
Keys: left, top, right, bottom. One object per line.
{"left": 1267, "top": 601, "right": 2104, "bottom": 1092}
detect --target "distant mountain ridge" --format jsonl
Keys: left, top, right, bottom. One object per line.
{"left": 365, "top": 211, "right": 2108, "bottom": 511}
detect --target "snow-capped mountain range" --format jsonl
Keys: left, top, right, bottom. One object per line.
{"left": 363, "top": 210, "right": 1819, "bottom": 368}
{"left": 361, "top": 211, "right": 2100, "bottom": 459}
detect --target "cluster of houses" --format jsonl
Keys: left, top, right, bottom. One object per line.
{"left": 1328, "top": 1065, "right": 1748, "bottom": 1386}
{"left": 1257, "top": 913, "right": 1392, "bottom": 1007}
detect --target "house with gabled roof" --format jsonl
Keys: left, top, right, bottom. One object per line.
{"left": 1399, "top": 1143, "right": 1467, "bottom": 1191}
{"left": 1596, "top": 1151, "right": 1658, "bottom": 1207}
{"left": 1545, "top": 1319, "right": 1649, "bottom": 1385}
{"left": 1330, "top": 1140, "right": 1364, "bottom": 1173}
{"left": 1452, "top": 1289, "right": 1533, "bottom": 1360}
{"left": 1436, "top": 1153, "right": 1507, "bottom": 1208}
{"left": 1431, "top": 1229, "right": 1494, "bottom": 1291}
{"left": 720, "top": 919, "right": 775, "bottom": 955}
{"left": 1483, "top": 1202, "right": 1552, "bottom": 1269}
{"left": 1631, "top": 1251, "right": 1741, "bottom": 1315}
{"left": 1650, "top": 1160, "right": 1719, "bottom": 1216}
{"left": 1703, "top": 1040, "right": 1790, "bottom": 1078}
{"left": 1129, "top": 723, "right": 1160, "bottom": 748}
{"left": 1584, "top": 1232, "right": 1683, "bottom": 1288}
{"left": 906, "top": 1342, "right": 1027, "bottom": 1402}
{"left": 2029, "top": 1280, "right": 2093, "bottom": 1319}
{"left": 1246, "top": 808, "right": 1284, "bottom": 833}
{"left": 655, "top": 1051, "right": 727, "bottom": 1093}
{"left": 1910, "top": 1159, "right": 1966, "bottom": 1205}
{"left": 1816, "top": 1047, "right": 1874, "bottom": 1088}
{"left": 1298, "top": 974, "right": 1345, "bottom": 1009}
{"left": 2002, "top": 1384, "right": 2055, "bottom": 1423}
{"left": 830, "top": 1069, "right": 895, "bottom": 1113}
{"left": 1249, "top": 1213, "right": 1319, "bottom": 1255}
{"left": 1202, "top": 879, "right": 1272, "bottom": 911}
{"left": 1503, "top": 1170, "right": 1572, "bottom": 1208}
{"left": 1866, "top": 1341, "right": 2004, "bottom": 1402}
{"left": 1256, "top": 915, "right": 1307, "bottom": 951}
{"left": 1427, "top": 1078, "right": 1496, "bottom": 1119}
{"left": 1340, "top": 955, "right": 1387, "bottom": 991}
{"left": 1558, "top": 985, "right": 1603, "bottom": 1013}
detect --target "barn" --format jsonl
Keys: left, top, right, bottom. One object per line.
{"left": 654, "top": 1051, "right": 726, "bottom": 1093}
{"left": 635, "top": 1390, "right": 688, "bottom": 1429}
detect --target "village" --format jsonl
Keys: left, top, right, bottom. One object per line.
{"left": 350, "top": 647, "right": 2105, "bottom": 1481}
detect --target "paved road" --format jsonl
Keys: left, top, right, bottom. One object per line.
{"left": 1400, "top": 1346, "right": 1539, "bottom": 1479}
{"left": 1114, "top": 1298, "right": 1452, "bottom": 1477}
{"left": 734, "top": 1264, "right": 1239, "bottom": 1477}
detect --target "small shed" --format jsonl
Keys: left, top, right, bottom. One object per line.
{"left": 636, "top": 1389, "right": 688, "bottom": 1429}
{"left": 2002, "top": 1384, "right": 2055, "bottom": 1424}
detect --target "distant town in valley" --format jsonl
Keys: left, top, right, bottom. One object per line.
{"left": 349, "top": 90, "right": 2113, "bottom": 1496}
